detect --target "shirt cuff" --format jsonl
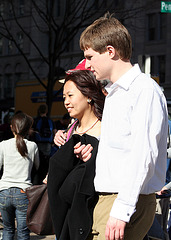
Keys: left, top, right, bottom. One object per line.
{"left": 110, "top": 198, "right": 136, "bottom": 222}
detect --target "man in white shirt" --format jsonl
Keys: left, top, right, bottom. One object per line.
{"left": 74, "top": 13, "right": 168, "bottom": 240}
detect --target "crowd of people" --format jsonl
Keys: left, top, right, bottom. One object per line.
{"left": 0, "top": 12, "right": 170, "bottom": 240}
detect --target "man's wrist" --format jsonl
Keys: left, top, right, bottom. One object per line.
{"left": 110, "top": 198, "right": 135, "bottom": 222}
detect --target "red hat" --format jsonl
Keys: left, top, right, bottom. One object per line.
{"left": 59, "top": 59, "right": 89, "bottom": 83}
{"left": 66, "top": 59, "right": 90, "bottom": 74}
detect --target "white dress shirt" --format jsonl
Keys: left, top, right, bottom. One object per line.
{"left": 94, "top": 64, "right": 168, "bottom": 222}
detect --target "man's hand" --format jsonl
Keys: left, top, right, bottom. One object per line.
{"left": 156, "top": 186, "right": 167, "bottom": 195}
{"left": 54, "top": 130, "right": 67, "bottom": 146}
{"left": 105, "top": 216, "right": 126, "bottom": 240}
{"left": 74, "top": 142, "right": 93, "bottom": 162}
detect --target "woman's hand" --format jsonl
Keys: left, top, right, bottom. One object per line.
{"left": 54, "top": 130, "right": 67, "bottom": 147}
{"left": 74, "top": 142, "right": 93, "bottom": 162}
{"left": 43, "top": 174, "right": 48, "bottom": 184}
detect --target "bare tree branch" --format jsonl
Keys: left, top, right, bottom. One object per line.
{"left": 0, "top": 0, "right": 146, "bottom": 115}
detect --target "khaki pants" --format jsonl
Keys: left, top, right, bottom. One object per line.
{"left": 87, "top": 193, "right": 156, "bottom": 240}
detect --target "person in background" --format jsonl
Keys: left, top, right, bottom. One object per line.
{"left": 55, "top": 113, "right": 71, "bottom": 132}
{"left": 162, "top": 182, "right": 171, "bottom": 239}
{"left": 32, "top": 104, "right": 55, "bottom": 157}
{"left": 74, "top": 13, "right": 168, "bottom": 240}
{"left": 0, "top": 112, "right": 39, "bottom": 240}
{"left": 147, "top": 120, "right": 171, "bottom": 240}
{"left": 32, "top": 104, "right": 55, "bottom": 183}
{"left": 0, "top": 113, "right": 13, "bottom": 142}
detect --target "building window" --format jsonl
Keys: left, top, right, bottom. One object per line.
{"left": 148, "top": 13, "right": 156, "bottom": 41}
{"left": 158, "top": 55, "right": 165, "bottom": 83}
{"left": 150, "top": 55, "right": 165, "bottom": 84}
{"left": 147, "top": 13, "right": 166, "bottom": 41}
{"left": 17, "top": 32, "right": 23, "bottom": 52}
{"left": 7, "top": 39, "right": 13, "bottom": 55}
{"left": 56, "top": 0, "right": 61, "bottom": 17}
{"left": 4, "top": 75, "right": 13, "bottom": 98}
{"left": 0, "top": 36, "right": 3, "bottom": 55}
{"left": 18, "top": 0, "right": 24, "bottom": 16}
{"left": 92, "top": 0, "right": 99, "bottom": 9}
{"left": 159, "top": 14, "right": 166, "bottom": 40}
{"left": 9, "top": 3, "right": 13, "bottom": 18}
{"left": 63, "top": 29, "right": 73, "bottom": 52}
{"left": 0, "top": 75, "right": 2, "bottom": 99}
{"left": 65, "top": 0, "right": 76, "bottom": 15}
{"left": 150, "top": 56, "right": 155, "bottom": 76}
{"left": 15, "top": 73, "right": 21, "bottom": 82}
{"left": 0, "top": 3, "right": 4, "bottom": 17}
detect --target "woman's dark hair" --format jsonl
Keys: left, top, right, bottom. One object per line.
{"left": 11, "top": 112, "right": 33, "bottom": 157}
{"left": 64, "top": 70, "right": 105, "bottom": 120}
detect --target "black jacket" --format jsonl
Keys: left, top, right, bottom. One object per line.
{"left": 47, "top": 134, "right": 99, "bottom": 240}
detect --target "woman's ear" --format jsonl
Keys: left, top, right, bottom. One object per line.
{"left": 10, "top": 125, "right": 14, "bottom": 132}
{"left": 10, "top": 125, "right": 15, "bottom": 136}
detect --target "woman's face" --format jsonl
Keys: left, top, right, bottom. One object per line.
{"left": 63, "top": 80, "right": 89, "bottom": 119}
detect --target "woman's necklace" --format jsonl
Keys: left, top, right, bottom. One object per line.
{"left": 75, "top": 119, "right": 99, "bottom": 135}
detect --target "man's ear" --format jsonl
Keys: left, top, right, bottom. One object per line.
{"left": 106, "top": 45, "right": 119, "bottom": 60}
{"left": 106, "top": 45, "right": 115, "bottom": 58}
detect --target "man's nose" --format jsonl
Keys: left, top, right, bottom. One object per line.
{"left": 85, "top": 60, "right": 91, "bottom": 70}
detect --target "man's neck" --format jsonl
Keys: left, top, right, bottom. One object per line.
{"left": 110, "top": 60, "right": 133, "bottom": 84}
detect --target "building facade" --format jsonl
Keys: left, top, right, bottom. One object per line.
{"left": 0, "top": 0, "right": 171, "bottom": 122}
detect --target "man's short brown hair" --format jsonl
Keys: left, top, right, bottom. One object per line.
{"left": 80, "top": 13, "right": 132, "bottom": 60}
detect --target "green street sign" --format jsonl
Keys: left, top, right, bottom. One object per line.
{"left": 161, "top": 1, "right": 171, "bottom": 13}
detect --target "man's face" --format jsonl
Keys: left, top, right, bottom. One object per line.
{"left": 84, "top": 48, "right": 111, "bottom": 81}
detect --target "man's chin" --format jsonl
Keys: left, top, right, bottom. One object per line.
{"left": 96, "top": 75, "right": 105, "bottom": 81}
{"left": 93, "top": 73, "right": 101, "bottom": 81}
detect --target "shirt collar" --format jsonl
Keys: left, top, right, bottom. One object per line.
{"left": 105, "top": 64, "right": 142, "bottom": 94}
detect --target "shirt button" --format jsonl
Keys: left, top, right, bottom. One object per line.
{"left": 79, "top": 228, "right": 84, "bottom": 235}
{"left": 127, "top": 213, "right": 130, "bottom": 216}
